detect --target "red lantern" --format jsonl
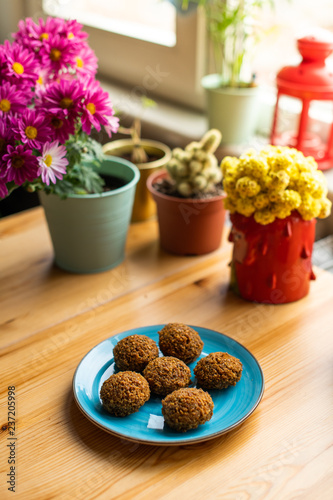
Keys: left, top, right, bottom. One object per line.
{"left": 270, "top": 30, "right": 333, "bottom": 170}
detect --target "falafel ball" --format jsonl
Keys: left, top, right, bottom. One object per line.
{"left": 113, "top": 334, "right": 159, "bottom": 372}
{"left": 194, "top": 352, "right": 242, "bottom": 389}
{"left": 158, "top": 323, "right": 203, "bottom": 364}
{"left": 162, "top": 388, "right": 214, "bottom": 432}
{"left": 100, "top": 371, "right": 150, "bottom": 417}
{"left": 143, "top": 356, "right": 191, "bottom": 396}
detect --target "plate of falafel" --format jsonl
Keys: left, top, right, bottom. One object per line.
{"left": 73, "top": 323, "right": 264, "bottom": 445}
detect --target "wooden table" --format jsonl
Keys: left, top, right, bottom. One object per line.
{"left": 1, "top": 207, "right": 333, "bottom": 500}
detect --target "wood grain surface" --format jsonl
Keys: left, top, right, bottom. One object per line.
{"left": 1, "top": 207, "right": 333, "bottom": 500}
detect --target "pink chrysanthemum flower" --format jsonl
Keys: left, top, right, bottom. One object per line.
{"left": 0, "top": 44, "right": 7, "bottom": 76}
{"left": 104, "top": 115, "right": 120, "bottom": 138}
{"left": 39, "top": 34, "right": 77, "bottom": 74}
{"left": 1, "top": 144, "right": 38, "bottom": 185}
{"left": 13, "top": 17, "right": 67, "bottom": 50}
{"left": 75, "top": 42, "right": 98, "bottom": 78}
{"left": 47, "top": 112, "right": 76, "bottom": 144}
{"left": 38, "top": 79, "right": 85, "bottom": 119}
{"left": 0, "top": 118, "right": 15, "bottom": 159}
{"left": 80, "top": 78, "right": 114, "bottom": 135}
{"left": 0, "top": 178, "right": 8, "bottom": 198}
{"left": 12, "top": 109, "right": 52, "bottom": 149}
{"left": 0, "top": 82, "right": 31, "bottom": 117}
{"left": 37, "top": 141, "right": 68, "bottom": 185}
{"left": 63, "top": 19, "right": 88, "bottom": 44}
{"left": 3, "top": 41, "right": 39, "bottom": 87}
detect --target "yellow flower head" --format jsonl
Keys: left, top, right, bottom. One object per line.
{"left": 254, "top": 209, "right": 276, "bottom": 225}
{"left": 221, "top": 146, "right": 331, "bottom": 224}
{"left": 272, "top": 205, "right": 292, "bottom": 219}
{"left": 282, "top": 190, "right": 302, "bottom": 209}
{"left": 267, "top": 170, "right": 290, "bottom": 191}
{"left": 318, "top": 198, "right": 332, "bottom": 219}
{"left": 236, "top": 198, "right": 256, "bottom": 217}
{"left": 236, "top": 176, "right": 261, "bottom": 199}
{"left": 253, "top": 193, "right": 270, "bottom": 210}
{"left": 239, "top": 156, "right": 269, "bottom": 179}
{"left": 223, "top": 197, "right": 237, "bottom": 213}
{"left": 223, "top": 173, "right": 238, "bottom": 193}
{"left": 298, "top": 193, "right": 321, "bottom": 220}
{"left": 221, "top": 156, "right": 239, "bottom": 177}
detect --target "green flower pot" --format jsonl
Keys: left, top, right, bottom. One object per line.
{"left": 202, "top": 74, "right": 260, "bottom": 145}
{"left": 39, "top": 156, "right": 140, "bottom": 273}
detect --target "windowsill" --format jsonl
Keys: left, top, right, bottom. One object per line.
{"left": 100, "top": 79, "right": 208, "bottom": 148}
{"left": 101, "top": 78, "right": 333, "bottom": 240}
{"left": 100, "top": 79, "right": 270, "bottom": 157}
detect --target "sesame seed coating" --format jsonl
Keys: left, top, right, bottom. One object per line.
{"left": 194, "top": 352, "right": 242, "bottom": 390}
{"left": 100, "top": 371, "right": 150, "bottom": 417}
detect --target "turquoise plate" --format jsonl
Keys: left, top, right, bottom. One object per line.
{"left": 73, "top": 325, "right": 264, "bottom": 445}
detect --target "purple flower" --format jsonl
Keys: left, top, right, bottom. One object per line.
{"left": 13, "top": 17, "right": 67, "bottom": 50}
{"left": 38, "top": 79, "right": 85, "bottom": 119}
{"left": 0, "top": 82, "right": 31, "bottom": 117}
{"left": 0, "top": 117, "right": 15, "bottom": 161}
{"left": 37, "top": 141, "right": 68, "bottom": 185}
{"left": 0, "top": 44, "right": 7, "bottom": 78}
{"left": 39, "top": 34, "right": 77, "bottom": 74}
{"left": 3, "top": 41, "right": 39, "bottom": 87}
{"left": 81, "top": 78, "right": 114, "bottom": 135}
{"left": 2, "top": 144, "right": 38, "bottom": 185}
{"left": 47, "top": 112, "right": 76, "bottom": 144}
{"left": 12, "top": 109, "right": 52, "bottom": 149}
{"left": 63, "top": 19, "right": 88, "bottom": 45}
{"left": 104, "top": 115, "right": 120, "bottom": 138}
{"left": 75, "top": 43, "right": 98, "bottom": 78}
{"left": 0, "top": 178, "right": 8, "bottom": 198}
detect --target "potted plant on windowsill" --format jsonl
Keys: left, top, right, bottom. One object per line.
{"left": 0, "top": 16, "right": 140, "bottom": 274}
{"left": 103, "top": 113, "right": 172, "bottom": 222}
{"left": 222, "top": 145, "right": 332, "bottom": 303}
{"left": 179, "top": 0, "right": 276, "bottom": 145}
{"left": 147, "top": 129, "right": 226, "bottom": 255}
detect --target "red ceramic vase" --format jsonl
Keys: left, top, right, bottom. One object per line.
{"left": 229, "top": 211, "right": 316, "bottom": 304}
{"left": 147, "top": 170, "right": 226, "bottom": 255}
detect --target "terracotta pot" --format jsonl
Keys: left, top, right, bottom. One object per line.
{"left": 229, "top": 211, "right": 317, "bottom": 303}
{"left": 103, "top": 139, "right": 171, "bottom": 222}
{"left": 147, "top": 170, "right": 226, "bottom": 255}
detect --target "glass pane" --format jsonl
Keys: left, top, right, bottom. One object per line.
{"left": 43, "top": 0, "right": 176, "bottom": 47}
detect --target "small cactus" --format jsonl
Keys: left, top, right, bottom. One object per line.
{"left": 166, "top": 129, "right": 222, "bottom": 197}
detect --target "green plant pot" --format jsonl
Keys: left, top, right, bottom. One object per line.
{"left": 202, "top": 74, "right": 260, "bottom": 145}
{"left": 39, "top": 156, "right": 140, "bottom": 273}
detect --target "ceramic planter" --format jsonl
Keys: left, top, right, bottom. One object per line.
{"left": 103, "top": 139, "right": 171, "bottom": 222}
{"left": 201, "top": 74, "right": 260, "bottom": 145}
{"left": 147, "top": 170, "right": 226, "bottom": 255}
{"left": 39, "top": 156, "right": 140, "bottom": 274}
{"left": 229, "top": 211, "right": 317, "bottom": 304}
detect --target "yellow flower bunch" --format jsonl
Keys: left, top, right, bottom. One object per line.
{"left": 221, "top": 145, "right": 332, "bottom": 225}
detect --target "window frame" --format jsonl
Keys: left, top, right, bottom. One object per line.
{"left": 22, "top": 0, "right": 206, "bottom": 110}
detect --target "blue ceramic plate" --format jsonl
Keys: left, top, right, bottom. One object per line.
{"left": 73, "top": 325, "right": 264, "bottom": 445}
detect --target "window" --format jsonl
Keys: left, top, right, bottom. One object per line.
{"left": 43, "top": 0, "right": 176, "bottom": 47}
{"left": 23, "top": 0, "right": 205, "bottom": 110}
{"left": 13, "top": 0, "right": 333, "bottom": 119}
